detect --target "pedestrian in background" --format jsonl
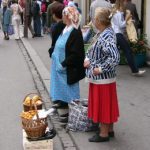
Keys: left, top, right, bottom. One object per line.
{"left": 18, "top": 0, "right": 25, "bottom": 24}
{"left": 37, "top": 0, "right": 42, "bottom": 10}
{"left": 90, "top": 0, "right": 112, "bottom": 22}
{"left": 67, "top": 0, "right": 74, "bottom": 6}
{"left": 84, "top": 7, "right": 120, "bottom": 142}
{"left": 24, "top": 0, "right": 35, "bottom": 38}
{"left": 31, "top": 0, "right": 42, "bottom": 37}
{"left": 46, "top": 0, "right": 63, "bottom": 36}
{"left": 63, "top": 0, "right": 68, "bottom": 6}
{"left": 124, "top": 0, "right": 141, "bottom": 32}
{"left": 111, "top": 0, "right": 145, "bottom": 76}
{"left": 48, "top": 3, "right": 65, "bottom": 57}
{"left": 50, "top": 6, "right": 85, "bottom": 111}
{"left": 11, "top": 0, "right": 22, "bottom": 40}
{"left": 0, "top": 0, "right": 11, "bottom": 40}
{"left": 0, "top": 0, "right": 2, "bottom": 8}
{"left": 74, "top": 2, "right": 81, "bottom": 14}
{"left": 41, "top": 0, "right": 48, "bottom": 34}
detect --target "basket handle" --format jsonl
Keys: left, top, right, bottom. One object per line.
{"left": 29, "top": 99, "right": 32, "bottom": 110}
{"left": 23, "top": 93, "right": 42, "bottom": 103}
{"left": 23, "top": 93, "right": 43, "bottom": 105}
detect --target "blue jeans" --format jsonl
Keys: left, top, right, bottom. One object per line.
{"left": 116, "top": 33, "right": 138, "bottom": 73}
{"left": 33, "top": 16, "right": 41, "bottom": 36}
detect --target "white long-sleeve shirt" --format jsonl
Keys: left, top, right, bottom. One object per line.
{"left": 111, "top": 10, "right": 126, "bottom": 34}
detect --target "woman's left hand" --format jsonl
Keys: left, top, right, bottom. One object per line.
{"left": 93, "top": 68, "right": 100, "bottom": 75}
{"left": 84, "top": 60, "right": 90, "bottom": 68}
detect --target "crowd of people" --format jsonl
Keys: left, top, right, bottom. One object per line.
{"left": 0, "top": 0, "right": 147, "bottom": 143}
{"left": 0, "top": 0, "right": 82, "bottom": 38}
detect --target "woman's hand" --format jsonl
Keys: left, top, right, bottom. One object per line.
{"left": 84, "top": 60, "right": 90, "bottom": 68}
{"left": 93, "top": 67, "right": 100, "bottom": 75}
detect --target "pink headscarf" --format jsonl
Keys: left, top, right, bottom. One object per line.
{"left": 63, "top": 6, "right": 81, "bottom": 29}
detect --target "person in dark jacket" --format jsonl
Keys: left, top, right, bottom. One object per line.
{"left": 48, "top": 3, "right": 65, "bottom": 57}
{"left": 50, "top": 6, "right": 85, "bottom": 109}
{"left": 46, "top": 0, "right": 63, "bottom": 35}
{"left": 41, "top": 0, "right": 48, "bottom": 34}
{"left": 31, "top": 0, "right": 42, "bottom": 37}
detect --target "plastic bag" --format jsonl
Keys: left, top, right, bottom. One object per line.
{"left": 67, "top": 100, "right": 98, "bottom": 132}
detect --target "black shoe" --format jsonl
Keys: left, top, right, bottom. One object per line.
{"left": 6, "top": 36, "right": 9, "bottom": 40}
{"left": 4, "top": 36, "right": 9, "bottom": 40}
{"left": 89, "top": 134, "right": 109, "bottom": 142}
{"left": 59, "top": 113, "right": 69, "bottom": 117}
{"left": 52, "top": 102, "right": 68, "bottom": 109}
{"left": 53, "top": 100, "right": 61, "bottom": 104}
{"left": 37, "top": 34, "right": 43, "bottom": 37}
{"left": 108, "top": 131, "right": 115, "bottom": 138}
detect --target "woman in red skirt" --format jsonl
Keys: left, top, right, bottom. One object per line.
{"left": 84, "top": 8, "right": 120, "bottom": 142}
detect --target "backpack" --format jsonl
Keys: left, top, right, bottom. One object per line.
{"left": 41, "top": 3, "right": 46, "bottom": 13}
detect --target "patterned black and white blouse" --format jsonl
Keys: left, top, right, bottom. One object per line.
{"left": 85, "top": 27, "right": 120, "bottom": 84}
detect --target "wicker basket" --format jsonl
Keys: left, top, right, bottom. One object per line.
{"left": 23, "top": 93, "right": 43, "bottom": 112}
{"left": 22, "top": 103, "right": 48, "bottom": 139}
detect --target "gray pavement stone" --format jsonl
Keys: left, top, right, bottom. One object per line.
{"left": 63, "top": 141, "right": 74, "bottom": 148}
{"left": 65, "top": 147, "right": 77, "bottom": 150}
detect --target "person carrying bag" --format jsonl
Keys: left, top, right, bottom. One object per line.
{"left": 126, "top": 9, "right": 137, "bottom": 42}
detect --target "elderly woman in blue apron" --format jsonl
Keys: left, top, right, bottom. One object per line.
{"left": 50, "top": 6, "right": 85, "bottom": 109}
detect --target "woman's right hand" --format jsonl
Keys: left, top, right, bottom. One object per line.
{"left": 56, "top": 63, "right": 66, "bottom": 73}
{"left": 84, "top": 60, "right": 90, "bottom": 68}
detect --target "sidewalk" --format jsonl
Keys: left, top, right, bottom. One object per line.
{"left": 21, "top": 31, "right": 150, "bottom": 150}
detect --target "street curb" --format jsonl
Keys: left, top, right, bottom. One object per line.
{"left": 21, "top": 38, "right": 50, "bottom": 94}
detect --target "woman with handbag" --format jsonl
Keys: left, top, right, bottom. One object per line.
{"left": 111, "top": 0, "right": 145, "bottom": 76}
{"left": 0, "top": 0, "right": 12, "bottom": 40}
{"left": 84, "top": 8, "right": 120, "bottom": 142}
{"left": 50, "top": 6, "right": 85, "bottom": 110}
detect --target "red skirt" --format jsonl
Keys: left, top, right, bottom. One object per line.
{"left": 88, "top": 82, "right": 119, "bottom": 124}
